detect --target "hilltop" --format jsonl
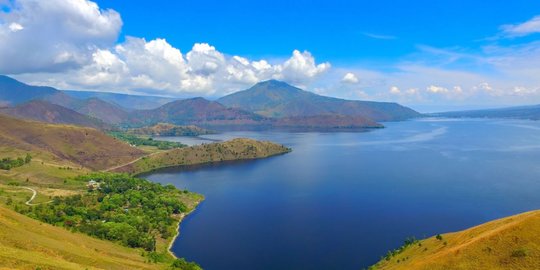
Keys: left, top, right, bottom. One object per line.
{"left": 370, "top": 210, "right": 540, "bottom": 270}
{"left": 218, "top": 80, "right": 420, "bottom": 121}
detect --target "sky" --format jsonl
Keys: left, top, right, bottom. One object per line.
{"left": 1, "top": 0, "right": 540, "bottom": 111}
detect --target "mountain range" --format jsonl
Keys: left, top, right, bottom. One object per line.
{"left": 433, "top": 105, "right": 540, "bottom": 120}
{"left": 0, "top": 75, "right": 421, "bottom": 130}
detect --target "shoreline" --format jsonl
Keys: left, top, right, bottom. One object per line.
{"left": 167, "top": 199, "right": 203, "bottom": 258}
{"left": 134, "top": 150, "right": 291, "bottom": 177}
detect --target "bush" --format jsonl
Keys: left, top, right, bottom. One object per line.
{"left": 171, "top": 258, "right": 202, "bottom": 270}
{"left": 511, "top": 248, "right": 528, "bottom": 258}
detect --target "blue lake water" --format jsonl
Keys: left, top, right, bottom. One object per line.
{"left": 144, "top": 118, "right": 540, "bottom": 270}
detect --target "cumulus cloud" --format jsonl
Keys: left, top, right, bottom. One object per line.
{"left": 342, "top": 72, "right": 359, "bottom": 84}
{"left": 4, "top": 0, "right": 540, "bottom": 108}
{"left": 501, "top": 15, "right": 540, "bottom": 37}
{"left": 0, "top": 0, "right": 330, "bottom": 96}
{"left": 0, "top": 0, "right": 122, "bottom": 74}
{"left": 275, "top": 50, "right": 330, "bottom": 86}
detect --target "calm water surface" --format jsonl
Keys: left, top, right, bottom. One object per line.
{"left": 144, "top": 118, "right": 540, "bottom": 270}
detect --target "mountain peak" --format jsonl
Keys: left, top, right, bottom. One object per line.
{"left": 254, "top": 79, "right": 295, "bottom": 89}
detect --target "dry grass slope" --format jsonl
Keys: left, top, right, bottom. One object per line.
{"left": 112, "top": 138, "right": 291, "bottom": 174}
{"left": 372, "top": 210, "right": 540, "bottom": 270}
{"left": 0, "top": 205, "right": 164, "bottom": 270}
{"left": 0, "top": 114, "right": 145, "bottom": 170}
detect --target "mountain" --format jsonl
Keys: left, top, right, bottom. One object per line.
{"left": 126, "top": 97, "right": 266, "bottom": 127}
{"left": 0, "top": 114, "right": 144, "bottom": 170}
{"left": 371, "top": 210, "right": 540, "bottom": 270}
{"left": 433, "top": 105, "right": 540, "bottom": 120}
{"left": 57, "top": 97, "right": 129, "bottom": 124}
{"left": 0, "top": 75, "right": 59, "bottom": 105}
{"left": 218, "top": 80, "right": 421, "bottom": 121}
{"left": 0, "top": 75, "right": 129, "bottom": 124}
{"left": 0, "top": 100, "right": 108, "bottom": 129}
{"left": 62, "top": 90, "right": 178, "bottom": 110}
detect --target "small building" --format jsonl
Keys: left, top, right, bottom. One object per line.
{"left": 87, "top": 180, "right": 100, "bottom": 190}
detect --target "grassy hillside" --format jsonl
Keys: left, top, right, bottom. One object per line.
{"left": 0, "top": 114, "right": 145, "bottom": 171}
{"left": 370, "top": 210, "right": 540, "bottom": 270}
{"left": 0, "top": 205, "right": 166, "bottom": 270}
{"left": 112, "top": 138, "right": 291, "bottom": 175}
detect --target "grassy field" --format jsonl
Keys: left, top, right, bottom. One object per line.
{"left": 111, "top": 138, "right": 291, "bottom": 175}
{"left": 370, "top": 210, "right": 540, "bottom": 270}
{"left": 0, "top": 205, "right": 168, "bottom": 270}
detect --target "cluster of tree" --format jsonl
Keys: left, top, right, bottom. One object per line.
{"left": 0, "top": 154, "right": 32, "bottom": 170}
{"left": 382, "top": 236, "right": 420, "bottom": 262}
{"left": 15, "top": 173, "right": 189, "bottom": 251}
{"left": 108, "top": 131, "right": 186, "bottom": 150}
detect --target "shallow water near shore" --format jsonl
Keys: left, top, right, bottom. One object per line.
{"left": 144, "top": 118, "right": 540, "bottom": 270}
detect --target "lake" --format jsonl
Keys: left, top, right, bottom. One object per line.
{"left": 143, "top": 118, "right": 540, "bottom": 269}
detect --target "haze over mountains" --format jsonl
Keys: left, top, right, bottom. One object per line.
{"left": 434, "top": 105, "right": 540, "bottom": 120}
{"left": 0, "top": 75, "right": 421, "bottom": 129}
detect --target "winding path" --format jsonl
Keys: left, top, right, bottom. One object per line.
{"left": 104, "top": 152, "right": 159, "bottom": 172}
{"left": 21, "top": 187, "right": 52, "bottom": 205}
{"left": 21, "top": 187, "right": 37, "bottom": 205}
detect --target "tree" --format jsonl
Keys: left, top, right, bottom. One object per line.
{"left": 25, "top": 153, "right": 32, "bottom": 164}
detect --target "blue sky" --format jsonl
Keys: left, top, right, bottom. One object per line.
{"left": 2, "top": 0, "right": 540, "bottom": 111}
{"left": 96, "top": 0, "right": 538, "bottom": 63}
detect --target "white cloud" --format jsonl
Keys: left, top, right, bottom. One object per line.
{"left": 426, "top": 85, "right": 448, "bottom": 94}
{"left": 342, "top": 72, "right": 359, "bottom": 84}
{"left": 389, "top": 86, "right": 400, "bottom": 94}
{"left": 0, "top": 0, "right": 122, "bottom": 74}
{"left": 4, "top": 0, "right": 540, "bottom": 108}
{"left": 501, "top": 15, "right": 540, "bottom": 37}
{"left": 8, "top": 22, "right": 23, "bottom": 32}
{"left": 275, "top": 50, "right": 330, "bottom": 87}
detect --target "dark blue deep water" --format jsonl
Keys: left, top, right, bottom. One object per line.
{"left": 144, "top": 118, "right": 540, "bottom": 270}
